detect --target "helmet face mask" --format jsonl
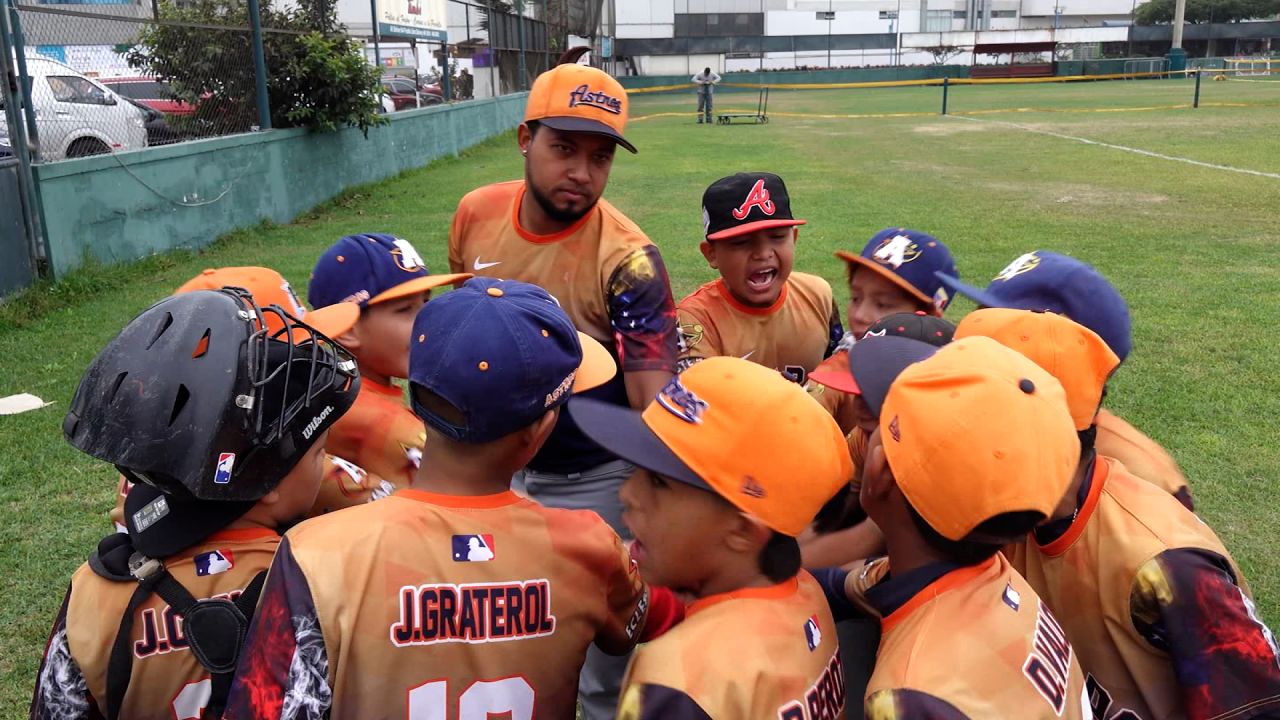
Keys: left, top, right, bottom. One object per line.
{"left": 66, "top": 287, "right": 360, "bottom": 505}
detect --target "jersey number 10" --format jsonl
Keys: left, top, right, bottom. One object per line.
{"left": 408, "top": 677, "right": 535, "bottom": 719}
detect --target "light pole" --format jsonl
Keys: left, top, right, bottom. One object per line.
{"left": 895, "top": 0, "right": 903, "bottom": 65}
{"left": 827, "top": 0, "right": 833, "bottom": 68}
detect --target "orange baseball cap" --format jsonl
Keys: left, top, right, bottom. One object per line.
{"left": 175, "top": 267, "right": 358, "bottom": 339}
{"left": 569, "top": 357, "right": 851, "bottom": 536}
{"left": 874, "top": 336, "right": 1080, "bottom": 542}
{"left": 955, "top": 308, "right": 1121, "bottom": 431}
{"left": 524, "top": 63, "right": 636, "bottom": 153}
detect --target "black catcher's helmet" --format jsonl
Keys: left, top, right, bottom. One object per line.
{"left": 64, "top": 287, "right": 359, "bottom": 556}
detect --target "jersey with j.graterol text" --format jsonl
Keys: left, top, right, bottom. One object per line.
{"left": 223, "top": 488, "right": 649, "bottom": 719}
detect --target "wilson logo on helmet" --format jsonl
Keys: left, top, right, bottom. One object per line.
{"left": 731, "top": 179, "right": 776, "bottom": 220}
{"left": 301, "top": 406, "right": 334, "bottom": 440}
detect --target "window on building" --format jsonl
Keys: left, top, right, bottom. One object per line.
{"left": 816, "top": 11, "right": 835, "bottom": 20}
{"left": 953, "top": 10, "right": 968, "bottom": 17}
{"left": 991, "top": 9, "right": 1017, "bottom": 16}
{"left": 674, "top": 13, "right": 764, "bottom": 37}
{"left": 878, "top": 10, "right": 899, "bottom": 19}
{"left": 924, "top": 9, "right": 954, "bottom": 31}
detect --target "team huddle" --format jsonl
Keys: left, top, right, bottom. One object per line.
{"left": 30, "top": 62, "right": 1280, "bottom": 720}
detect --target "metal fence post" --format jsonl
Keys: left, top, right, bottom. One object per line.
{"left": 7, "top": 0, "right": 39, "bottom": 155}
{"left": 1192, "top": 68, "right": 1201, "bottom": 108}
{"left": 0, "top": 0, "right": 46, "bottom": 275}
{"left": 369, "top": 0, "right": 381, "bottom": 69}
{"left": 941, "top": 76, "right": 949, "bottom": 115}
{"left": 246, "top": 0, "right": 271, "bottom": 129}
{"left": 516, "top": 0, "right": 527, "bottom": 90}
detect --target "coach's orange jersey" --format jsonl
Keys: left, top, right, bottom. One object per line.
{"left": 677, "top": 273, "right": 842, "bottom": 381}
{"left": 859, "top": 554, "right": 1090, "bottom": 720}
{"left": 324, "top": 378, "right": 425, "bottom": 490}
{"left": 31, "top": 528, "right": 279, "bottom": 720}
{"left": 225, "top": 488, "right": 648, "bottom": 719}
{"left": 1007, "top": 457, "right": 1280, "bottom": 720}
{"left": 448, "top": 180, "right": 678, "bottom": 473}
{"left": 109, "top": 456, "right": 390, "bottom": 530}
{"left": 619, "top": 571, "right": 845, "bottom": 720}
{"left": 1095, "top": 408, "right": 1193, "bottom": 509}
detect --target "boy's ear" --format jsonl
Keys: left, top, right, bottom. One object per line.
{"left": 724, "top": 512, "right": 772, "bottom": 554}
{"left": 860, "top": 434, "right": 893, "bottom": 508}
{"left": 699, "top": 241, "right": 718, "bottom": 269}
{"left": 335, "top": 323, "right": 362, "bottom": 352}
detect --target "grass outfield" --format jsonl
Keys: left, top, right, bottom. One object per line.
{"left": 2, "top": 77, "right": 1278, "bottom": 711}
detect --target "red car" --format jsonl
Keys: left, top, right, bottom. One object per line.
{"left": 99, "top": 77, "right": 195, "bottom": 116}
{"left": 380, "top": 76, "right": 422, "bottom": 111}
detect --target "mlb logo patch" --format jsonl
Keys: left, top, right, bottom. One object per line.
{"left": 213, "top": 453, "right": 235, "bottom": 485}
{"left": 804, "top": 615, "right": 822, "bottom": 652}
{"left": 452, "top": 534, "right": 495, "bottom": 562}
{"left": 195, "top": 549, "right": 234, "bottom": 577}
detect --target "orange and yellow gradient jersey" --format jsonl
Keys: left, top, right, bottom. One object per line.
{"left": 31, "top": 528, "right": 280, "bottom": 720}
{"left": 676, "top": 273, "right": 842, "bottom": 383}
{"left": 224, "top": 489, "right": 650, "bottom": 719}
{"left": 448, "top": 181, "right": 678, "bottom": 474}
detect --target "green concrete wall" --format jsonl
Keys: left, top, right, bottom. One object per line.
{"left": 619, "top": 66, "right": 970, "bottom": 93}
{"left": 33, "top": 93, "right": 528, "bottom": 278}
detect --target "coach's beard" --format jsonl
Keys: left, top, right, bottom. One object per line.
{"left": 528, "top": 177, "right": 597, "bottom": 225}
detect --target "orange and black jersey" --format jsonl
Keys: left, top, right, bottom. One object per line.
{"left": 449, "top": 181, "right": 678, "bottom": 474}
{"left": 31, "top": 528, "right": 280, "bottom": 720}
{"left": 224, "top": 489, "right": 649, "bottom": 719}
{"left": 324, "top": 378, "right": 425, "bottom": 491}
{"left": 1007, "top": 456, "right": 1280, "bottom": 720}
{"left": 676, "top": 273, "right": 842, "bottom": 382}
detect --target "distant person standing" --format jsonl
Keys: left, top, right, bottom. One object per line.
{"left": 692, "top": 66, "right": 720, "bottom": 124}
{"left": 457, "top": 67, "right": 474, "bottom": 100}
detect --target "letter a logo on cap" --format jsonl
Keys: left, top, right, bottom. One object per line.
{"left": 994, "top": 252, "right": 1041, "bottom": 282}
{"left": 873, "top": 235, "right": 921, "bottom": 268}
{"left": 391, "top": 238, "right": 426, "bottom": 273}
{"left": 732, "top": 179, "right": 776, "bottom": 220}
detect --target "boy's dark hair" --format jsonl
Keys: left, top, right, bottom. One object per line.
{"left": 907, "top": 505, "right": 1042, "bottom": 566}
{"left": 812, "top": 486, "right": 866, "bottom": 534}
{"left": 526, "top": 119, "right": 541, "bottom": 136}
{"left": 759, "top": 531, "right": 802, "bottom": 583}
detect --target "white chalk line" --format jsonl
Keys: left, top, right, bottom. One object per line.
{"left": 950, "top": 114, "right": 1280, "bottom": 181}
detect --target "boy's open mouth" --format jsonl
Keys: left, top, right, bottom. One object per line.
{"left": 747, "top": 268, "right": 778, "bottom": 292}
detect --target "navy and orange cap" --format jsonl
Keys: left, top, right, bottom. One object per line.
{"left": 570, "top": 357, "right": 851, "bottom": 536}
{"left": 409, "top": 277, "right": 616, "bottom": 444}
{"left": 808, "top": 311, "right": 955, "bottom": 394}
{"left": 866, "top": 337, "right": 1080, "bottom": 542}
{"left": 308, "top": 234, "right": 471, "bottom": 310}
{"left": 936, "top": 250, "right": 1132, "bottom": 361}
{"left": 836, "top": 228, "right": 957, "bottom": 312}
{"left": 702, "top": 172, "right": 806, "bottom": 241}
{"left": 955, "top": 308, "right": 1120, "bottom": 431}
{"left": 524, "top": 63, "right": 636, "bottom": 153}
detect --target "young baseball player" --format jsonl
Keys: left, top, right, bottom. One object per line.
{"left": 571, "top": 357, "right": 852, "bottom": 719}
{"left": 31, "top": 287, "right": 358, "bottom": 720}
{"left": 676, "top": 172, "right": 843, "bottom": 382}
{"left": 224, "top": 278, "right": 682, "bottom": 719}
{"left": 106, "top": 266, "right": 389, "bottom": 532}
{"left": 956, "top": 308, "right": 1280, "bottom": 720}
{"left": 449, "top": 63, "right": 679, "bottom": 718}
{"left": 805, "top": 228, "right": 958, "bottom": 433}
{"left": 800, "top": 311, "right": 956, "bottom": 569}
{"left": 937, "top": 250, "right": 1194, "bottom": 509}
{"left": 821, "top": 335, "right": 1090, "bottom": 719}
{"left": 308, "top": 233, "right": 470, "bottom": 490}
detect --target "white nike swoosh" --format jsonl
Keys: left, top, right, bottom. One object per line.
{"left": 740, "top": 351, "right": 755, "bottom": 360}
{"left": 473, "top": 258, "right": 501, "bottom": 271}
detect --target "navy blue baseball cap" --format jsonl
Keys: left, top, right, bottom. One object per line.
{"left": 836, "top": 228, "right": 958, "bottom": 313}
{"left": 849, "top": 336, "right": 939, "bottom": 417}
{"left": 935, "top": 251, "right": 1132, "bottom": 361}
{"left": 408, "top": 277, "right": 617, "bottom": 444}
{"left": 308, "top": 233, "right": 471, "bottom": 310}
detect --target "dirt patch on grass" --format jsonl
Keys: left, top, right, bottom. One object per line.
{"left": 912, "top": 122, "right": 987, "bottom": 136}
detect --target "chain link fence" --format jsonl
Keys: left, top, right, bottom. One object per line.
{"left": 3, "top": 0, "right": 585, "bottom": 163}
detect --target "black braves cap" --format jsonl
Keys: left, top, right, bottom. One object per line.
{"left": 864, "top": 311, "right": 956, "bottom": 347}
{"left": 702, "top": 172, "right": 806, "bottom": 241}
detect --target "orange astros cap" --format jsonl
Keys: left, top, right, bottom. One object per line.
{"left": 524, "top": 63, "right": 636, "bottom": 153}
{"left": 955, "top": 308, "right": 1120, "bottom": 431}
{"left": 876, "top": 337, "right": 1080, "bottom": 542}
{"left": 570, "top": 357, "right": 851, "bottom": 536}
{"left": 176, "top": 266, "right": 358, "bottom": 340}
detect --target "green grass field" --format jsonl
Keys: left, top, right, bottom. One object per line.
{"left": 2, "top": 76, "right": 1278, "bottom": 713}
